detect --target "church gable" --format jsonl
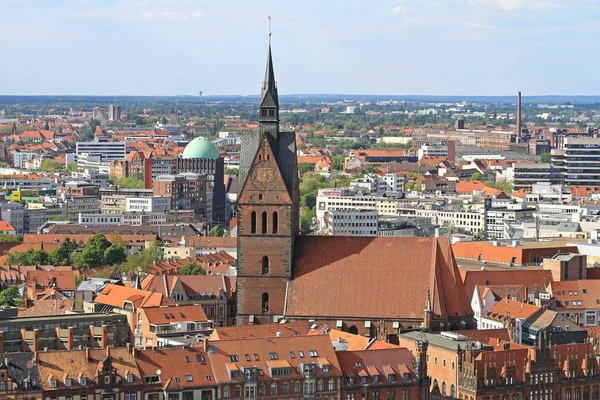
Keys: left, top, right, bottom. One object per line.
{"left": 238, "top": 134, "right": 292, "bottom": 205}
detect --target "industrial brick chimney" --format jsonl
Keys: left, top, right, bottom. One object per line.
{"left": 517, "top": 91, "right": 522, "bottom": 142}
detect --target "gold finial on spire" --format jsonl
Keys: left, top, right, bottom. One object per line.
{"left": 268, "top": 15, "right": 272, "bottom": 45}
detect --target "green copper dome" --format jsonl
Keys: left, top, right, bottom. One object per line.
{"left": 182, "top": 137, "right": 219, "bottom": 159}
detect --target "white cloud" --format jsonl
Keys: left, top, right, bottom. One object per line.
{"left": 464, "top": 21, "right": 492, "bottom": 29}
{"left": 390, "top": 5, "right": 408, "bottom": 15}
{"left": 468, "top": 0, "right": 558, "bottom": 11}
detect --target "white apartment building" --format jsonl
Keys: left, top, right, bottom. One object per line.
{"left": 126, "top": 196, "right": 171, "bottom": 213}
{"left": 398, "top": 207, "right": 486, "bottom": 235}
{"left": 417, "top": 143, "right": 448, "bottom": 159}
{"left": 322, "top": 209, "right": 378, "bottom": 236}
{"left": 76, "top": 141, "right": 127, "bottom": 162}
{"left": 486, "top": 206, "right": 535, "bottom": 240}
{"left": 78, "top": 213, "right": 124, "bottom": 226}
{"left": 381, "top": 173, "right": 404, "bottom": 192}
{"left": 316, "top": 188, "right": 401, "bottom": 230}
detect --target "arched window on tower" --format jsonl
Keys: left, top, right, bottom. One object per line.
{"left": 251, "top": 211, "right": 256, "bottom": 234}
{"left": 262, "top": 293, "right": 269, "bottom": 314}
{"left": 262, "top": 256, "right": 269, "bottom": 275}
{"left": 272, "top": 212, "right": 278, "bottom": 234}
{"left": 262, "top": 211, "right": 267, "bottom": 234}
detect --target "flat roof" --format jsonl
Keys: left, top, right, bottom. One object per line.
{"left": 399, "top": 331, "right": 469, "bottom": 352}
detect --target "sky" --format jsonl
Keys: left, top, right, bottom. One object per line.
{"left": 1, "top": 0, "right": 599, "bottom": 96}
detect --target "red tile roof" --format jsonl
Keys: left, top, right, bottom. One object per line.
{"left": 136, "top": 347, "right": 214, "bottom": 390}
{"left": 141, "top": 304, "right": 208, "bottom": 325}
{"left": 460, "top": 269, "right": 553, "bottom": 298}
{"left": 95, "top": 284, "right": 173, "bottom": 309}
{"left": 286, "top": 237, "right": 472, "bottom": 323}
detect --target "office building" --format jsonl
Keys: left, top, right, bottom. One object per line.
{"left": 76, "top": 141, "right": 127, "bottom": 162}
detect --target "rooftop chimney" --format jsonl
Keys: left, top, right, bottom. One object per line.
{"left": 517, "top": 91, "right": 522, "bottom": 142}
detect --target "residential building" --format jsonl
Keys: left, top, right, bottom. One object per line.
{"left": 66, "top": 196, "right": 101, "bottom": 222}
{"left": 153, "top": 173, "right": 207, "bottom": 219}
{"left": 135, "top": 347, "right": 216, "bottom": 400}
{"left": 36, "top": 347, "right": 142, "bottom": 400}
{"left": 109, "top": 104, "right": 122, "bottom": 121}
{"left": 140, "top": 274, "right": 237, "bottom": 327}
{"left": 207, "top": 335, "right": 343, "bottom": 400}
{"left": 135, "top": 304, "right": 213, "bottom": 347}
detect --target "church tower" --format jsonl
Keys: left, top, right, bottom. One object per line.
{"left": 236, "top": 41, "right": 300, "bottom": 325}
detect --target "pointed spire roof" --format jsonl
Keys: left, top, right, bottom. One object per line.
{"left": 260, "top": 44, "right": 279, "bottom": 108}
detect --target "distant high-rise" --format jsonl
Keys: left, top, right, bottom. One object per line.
{"left": 108, "top": 104, "right": 122, "bottom": 122}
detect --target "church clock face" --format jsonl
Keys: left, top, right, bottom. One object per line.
{"left": 251, "top": 160, "right": 279, "bottom": 190}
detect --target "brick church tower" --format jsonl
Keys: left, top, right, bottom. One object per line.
{"left": 236, "top": 43, "right": 300, "bottom": 325}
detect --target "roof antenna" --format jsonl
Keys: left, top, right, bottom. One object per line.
{"left": 268, "top": 15, "right": 272, "bottom": 46}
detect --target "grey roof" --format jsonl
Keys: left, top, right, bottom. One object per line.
{"left": 77, "top": 278, "right": 121, "bottom": 293}
{"left": 0, "top": 352, "right": 41, "bottom": 390}
{"left": 557, "top": 222, "right": 581, "bottom": 232}
{"left": 399, "top": 331, "right": 469, "bottom": 352}
{"left": 260, "top": 45, "right": 279, "bottom": 108}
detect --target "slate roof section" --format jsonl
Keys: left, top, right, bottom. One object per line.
{"left": 286, "top": 236, "right": 472, "bottom": 322}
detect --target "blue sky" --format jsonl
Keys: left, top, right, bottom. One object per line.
{"left": 1, "top": 0, "right": 598, "bottom": 96}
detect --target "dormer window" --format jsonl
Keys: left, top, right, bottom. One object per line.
{"left": 126, "top": 374, "right": 134, "bottom": 383}
{"left": 65, "top": 378, "right": 72, "bottom": 387}
{"left": 79, "top": 377, "right": 87, "bottom": 385}
{"left": 322, "top": 365, "right": 330, "bottom": 374}
{"left": 387, "top": 374, "right": 395, "bottom": 383}
{"left": 104, "top": 376, "right": 111, "bottom": 385}
{"left": 373, "top": 376, "right": 380, "bottom": 384}
{"left": 49, "top": 379, "right": 58, "bottom": 388}
{"left": 360, "top": 376, "right": 368, "bottom": 385}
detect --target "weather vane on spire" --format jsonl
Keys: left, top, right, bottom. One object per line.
{"left": 268, "top": 15, "right": 272, "bottom": 45}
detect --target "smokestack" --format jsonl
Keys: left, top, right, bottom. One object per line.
{"left": 517, "top": 91, "right": 522, "bottom": 142}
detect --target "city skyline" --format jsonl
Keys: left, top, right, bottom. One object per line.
{"left": 1, "top": 0, "right": 599, "bottom": 96}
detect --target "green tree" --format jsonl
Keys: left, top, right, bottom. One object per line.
{"left": 66, "top": 162, "right": 79, "bottom": 172}
{"left": 209, "top": 226, "right": 224, "bottom": 237}
{"left": 471, "top": 172, "right": 483, "bottom": 181}
{"left": 224, "top": 168, "right": 239, "bottom": 175}
{"left": 10, "top": 122, "right": 16, "bottom": 134}
{"left": 331, "top": 155, "right": 345, "bottom": 172}
{"left": 103, "top": 244, "right": 127, "bottom": 266}
{"left": 145, "top": 240, "right": 164, "bottom": 263}
{"left": 49, "top": 246, "right": 70, "bottom": 266}
{"left": 474, "top": 230, "right": 487, "bottom": 241}
{"left": 111, "top": 175, "right": 144, "bottom": 189}
{"left": 44, "top": 121, "right": 50, "bottom": 130}
{"left": 80, "top": 234, "right": 111, "bottom": 268}
{"left": 362, "top": 164, "right": 380, "bottom": 175}
{"left": 298, "top": 163, "right": 313, "bottom": 174}
{"left": 539, "top": 152, "right": 551, "bottom": 163}
{"left": 0, "top": 234, "right": 21, "bottom": 243}
{"left": 0, "top": 285, "right": 20, "bottom": 306}
{"left": 39, "top": 158, "right": 64, "bottom": 172}
{"left": 180, "top": 262, "right": 206, "bottom": 275}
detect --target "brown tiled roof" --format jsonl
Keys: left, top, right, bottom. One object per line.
{"left": 207, "top": 335, "right": 341, "bottom": 383}
{"left": 484, "top": 298, "right": 540, "bottom": 321}
{"left": 337, "top": 349, "right": 416, "bottom": 384}
{"left": 95, "top": 284, "right": 172, "bottom": 309}
{"left": 209, "top": 322, "right": 313, "bottom": 341}
{"left": 460, "top": 270, "right": 553, "bottom": 298}
{"left": 287, "top": 237, "right": 472, "bottom": 322}
{"left": 135, "top": 347, "right": 214, "bottom": 390}
{"left": 141, "top": 304, "right": 208, "bottom": 325}
{"left": 36, "top": 347, "right": 141, "bottom": 390}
